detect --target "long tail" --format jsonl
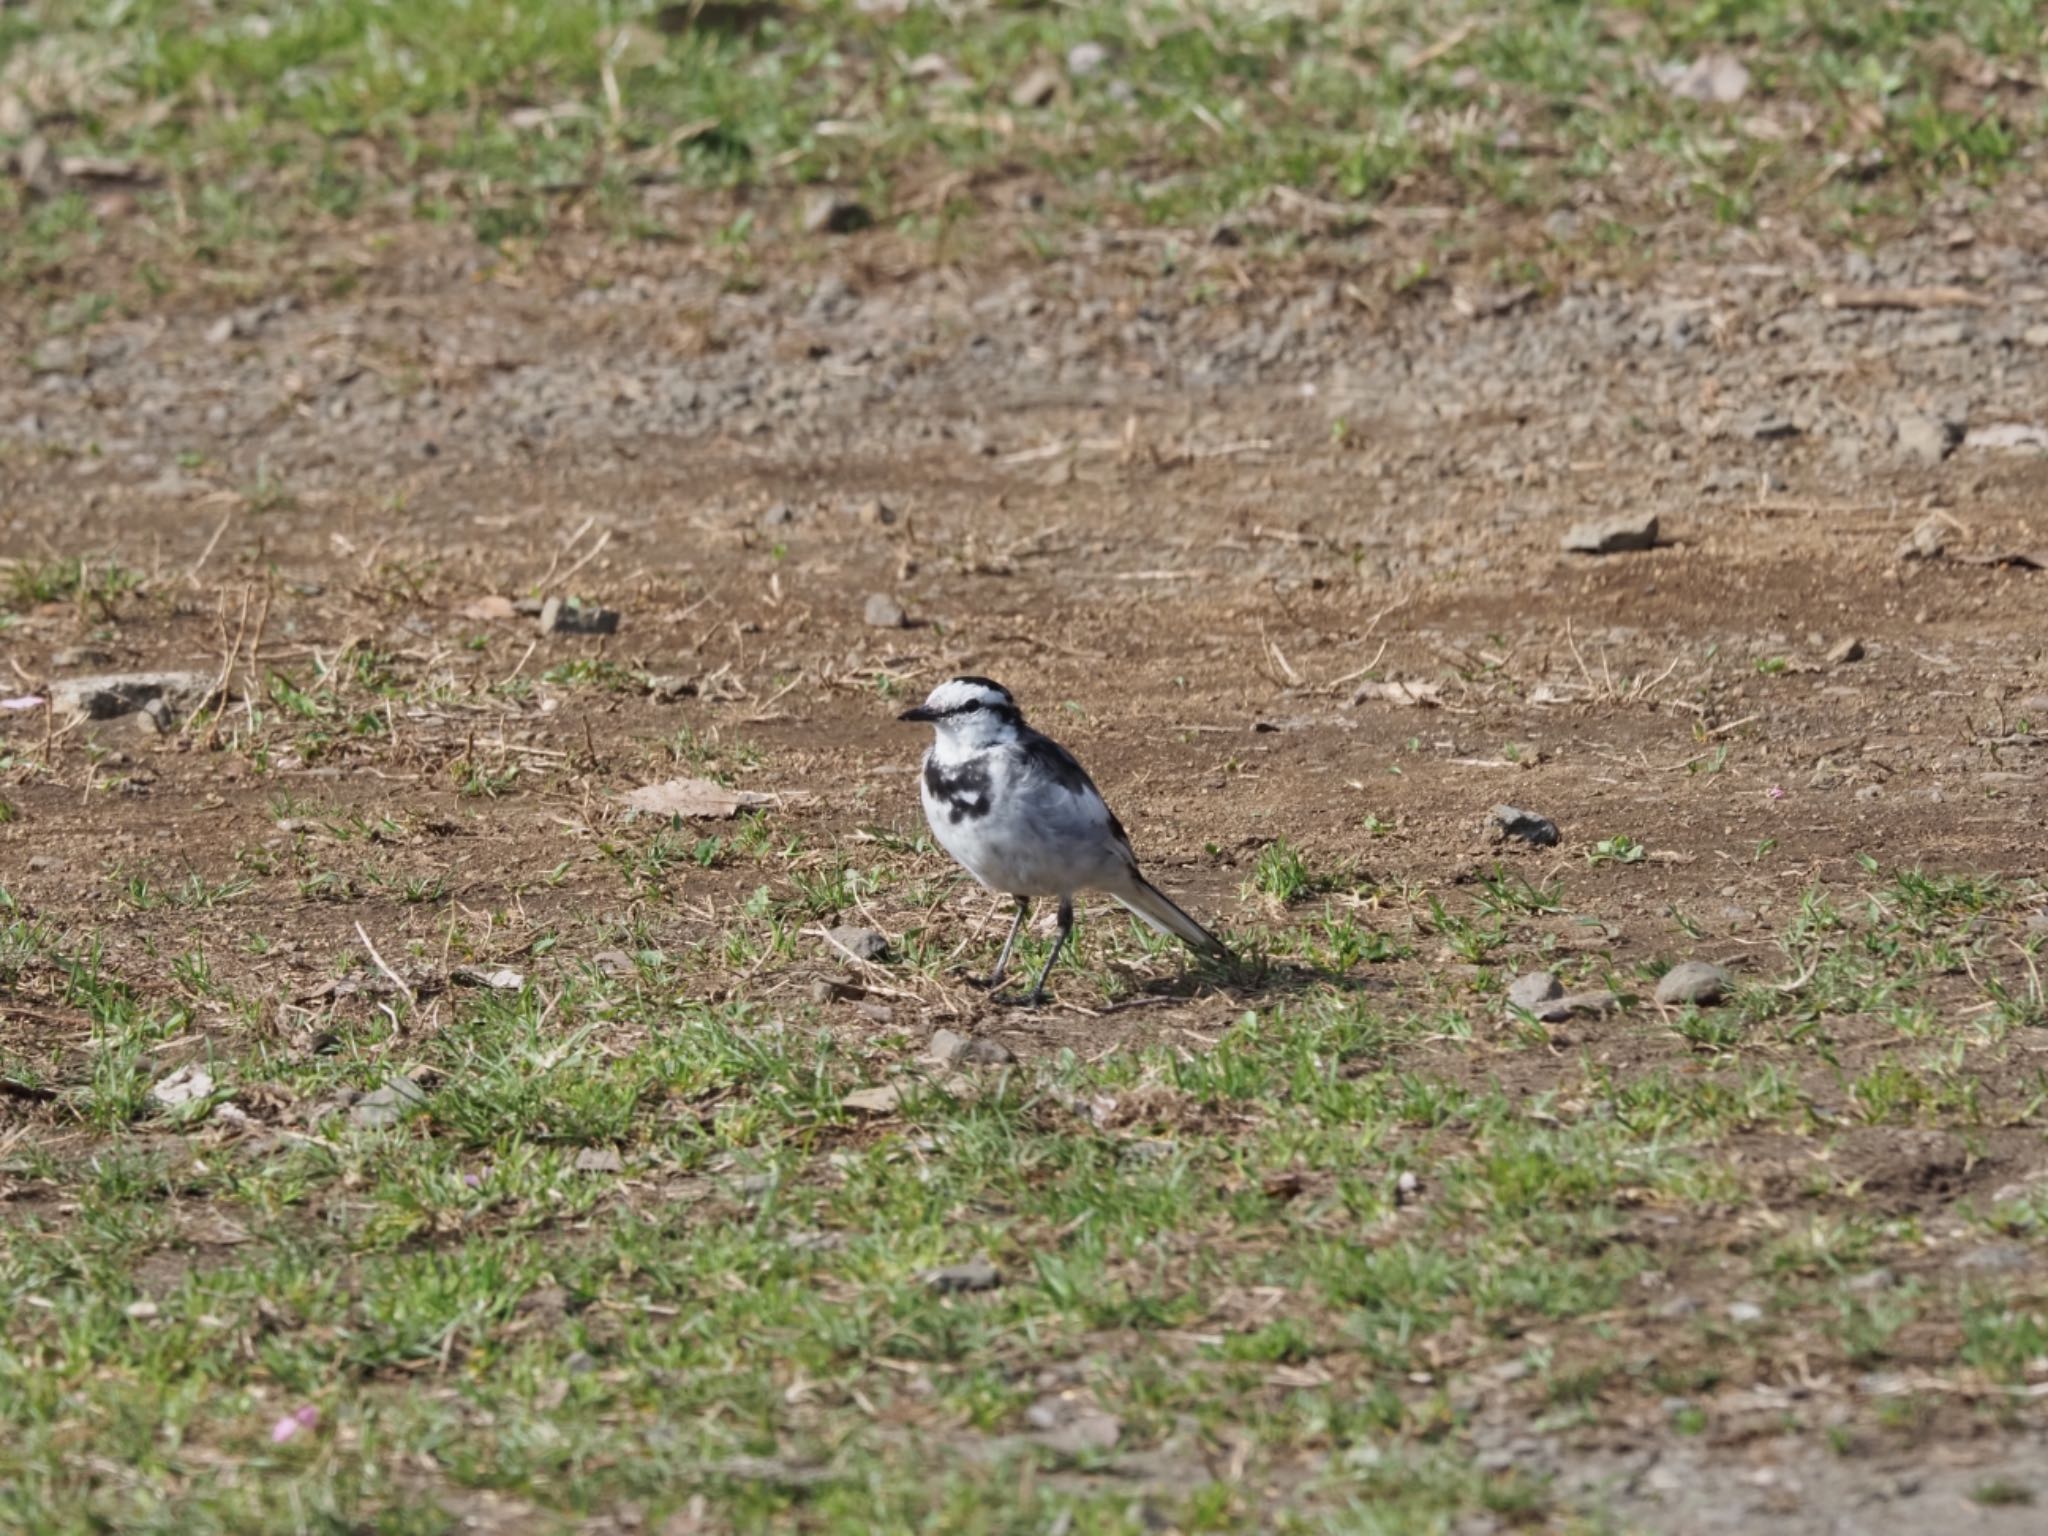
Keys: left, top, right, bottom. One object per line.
{"left": 1109, "top": 871, "right": 1229, "bottom": 958}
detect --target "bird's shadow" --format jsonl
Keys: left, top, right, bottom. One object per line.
{"left": 1091, "top": 949, "right": 1398, "bottom": 1013}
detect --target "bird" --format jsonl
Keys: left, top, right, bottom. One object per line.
{"left": 897, "top": 675, "right": 1227, "bottom": 1005}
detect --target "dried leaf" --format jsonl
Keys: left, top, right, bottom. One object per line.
{"left": 623, "top": 776, "right": 793, "bottom": 819}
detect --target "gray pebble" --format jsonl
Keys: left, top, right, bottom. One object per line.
{"left": 350, "top": 1074, "right": 428, "bottom": 1129}
{"left": 1896, "top": 515, "right": 1948, "bottom": 560}
{"left": 1542, "top": 989, "right": 1623, "bottom": 1021}
{"left": 928, "top": 1028, "right": 1015, "bottom": 1066}
{"left": 862, "top": 592, "right": 906, "bottom": 629}
{"left": 1506, "top": 972, "right": 1563, "bottom": 1014}
{"left": 1655, "top": 960, "right": 1732, "bottom": 1006}
{"left": 1742, "top": 411, "right": 1800, "bottom": 442}
{"left": 921, "top": 1256, "right": 1002, "bottom": 1293}
{"left": 1955, "top": 1242, "right": 2031, "bottom": 1273}
{"left": 51, "top": 670, "right": 212, "bottom": 723}
{"left": 803, "top": 194, "right": 872, "bottom": 236}
{"left": 538, "top": 597, "right": 620, "bottom": 635}
{"left": 1895, "top": 413, "right": 1961, "bottom": 465}
{"left": 1488, "top": 805, "right": 1560, "bottom": 846}
{"left": 1562, "top": 511, "right": 1658, "bottom": 554}
{"left": 1066, "top": 41, "right": 1110, "bottom": 78}
{"left": 825, "top": 926, "right": 889, "bottom": 962}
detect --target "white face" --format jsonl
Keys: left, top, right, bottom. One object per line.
{"left": 899, "top": 676, "right": 1021, "bottom": 747}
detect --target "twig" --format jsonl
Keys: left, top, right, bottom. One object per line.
{"left": 199, "top": 587, "right": 252, "bottom": 751}
{"left": 1820, "top": 285, "right": 1990, "bottom": 312}
{"left": 354, "top": 922, "right": 416, "bottom": 1008}
{"left": 557, "top": 527, "right": 613, "bottom": 590}
{"left": 186, "top": 508, "right": 235, "bottom": 582}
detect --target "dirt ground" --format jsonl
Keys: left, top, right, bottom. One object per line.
{"left": 5, "top": 187, "right": 2048, "bottom": 1532}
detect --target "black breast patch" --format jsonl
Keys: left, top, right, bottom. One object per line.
{"left": 924, "top": 756, "right": 993, "bottom": 823}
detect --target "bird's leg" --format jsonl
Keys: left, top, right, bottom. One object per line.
{"left": 1009, "top": 895, "right": 1074, "bottom": 1008}
{"left": 963, "top": 898, "right": 1029, "bottom": 990}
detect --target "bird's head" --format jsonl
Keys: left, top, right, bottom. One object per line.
{"left": 897, "top": 676, "right": 1023, "bottom": 745}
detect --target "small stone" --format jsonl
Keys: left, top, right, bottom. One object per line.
{"left": 825, "top": 926, "right": 888, "bottom": 962}
{"left": 538, "top": 597, "right": 620, "bottom": 635}
{"left": 1896, "top": 515, "right": 1949, "bottom": 560}
{"left": 1726, "top": 1300, "right": 1764, "bottom": 1324}
{"left": 591, "top": 949, "right": 636, "bottom": 977}
{"left": 1955, "top": 1242, "right": 2031, "bottom": 1273}
{"left": 136, "top": 697, "right": 173, "bottom": 735}
{"left": 862, "top": 592, "right": 906, "bottom": 629}
{"left": 1845, "top": 1268, "right": 1896, "bottom": 1293}
{"left": 1826, "top": 637, "right": 1865, "bottom": 665}
{"left": 572, "top": 1146, "right": 624, "bottom": 1174}
{"left": 50, "top": 670, "right": 212, "bottom": 723}
{"left": 855, "top": 497, "right": 897, "bottom": 527}
{"left": 757, "top": 503, "right": 796, "bottom": 531}
{"left": 802, "top": 193, "right": 872, "bottom": 235}
{"left": 1066, "top": 41, "right": 1110, "bottom": 78}
{"left": 1488, "top": 805, "right": 1560, "bottom": 847}
{"left": 1655, "top": 960, "right": 1733, "bottom": 1006}
{"left": 1025, "top": 1394, "right": 1122, "bottom": 1455}
{"left": 49, "top": 645, "right": 115, "bottom": 669}
{"left": 26, "top": 855, "right": 65, "bottom": 872}
{"left": 150, "top": 1063, "right": 215, "bottom": 1111}
{"left": 1506, "top": 972, "right": 1564, "bottom": 1015}
{"left": 1661, "top": 53, "right": 1750, "bottom": 104}
{"left": 2026, "top": 912, "right": 2048, "bottom": 936}
{"left": 644, "top": 675, "right": 696, "bottom": 702}
{"left": 1541, "top": 989, "right": 1623, "bottom": 1021}
{"left": 928, "top": 1029, "right": 1016, "bottom": 1066}
{"left": 1009, "top": 66, "right": 1061, "bottom": 108}
{"left": 841, "top": 1084, "right": 902, "bottom": 1115}
{"left": 1562, "top": 512, "right": 1658, "bottom": 554}
{"left": 920, "top": 1256, "right": 1002, "bottom": 1293}
{"left": 1741, "top": 410, "right": 1800, "bottom": 442}
{"left": 350, "top": 1074, "right": 428, "bottom": 1129}
{"left": 450, "top": 966, "right": 524, "bottom": 990}
{"left": 1896, "top": 413, "right": 1962, "bottom": 465}
{"left": 125, "top": 1300, "right": 160, "bottom": 1321}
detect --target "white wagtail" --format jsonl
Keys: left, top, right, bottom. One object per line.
{"left": 898, "top": 676, "right": 1227, "bottom": 1005}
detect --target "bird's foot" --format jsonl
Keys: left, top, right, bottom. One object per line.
{"left": 957, "top": 969, "right": 1007, "bottom": 992}
{"left": 990, "top": 988, "right": 1048, "bottom": 1010}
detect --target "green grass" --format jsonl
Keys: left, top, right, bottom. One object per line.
{"left": 2, "top": 853, "right": 2046, "bottom": 1527}
{"left": 4, "top": 0, "right": 2047, "bottom": 296}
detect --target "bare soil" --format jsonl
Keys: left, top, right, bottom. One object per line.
{"left": 5, "top": 194, "right": 2048, "bottom": 1530}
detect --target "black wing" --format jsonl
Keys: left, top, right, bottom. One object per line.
{"left": 1016, "top": 729, "right": 1136, "bottom": 857}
